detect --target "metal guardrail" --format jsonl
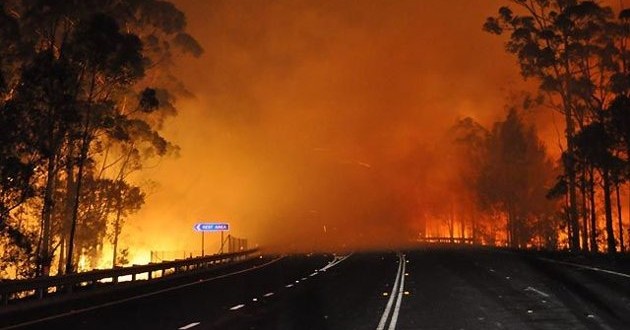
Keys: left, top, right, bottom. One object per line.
{"left": 0, "top": 249, "right": 259, "bottom": 306}
{"left": 417, "top": 237, "right": 474, "bottom": 244}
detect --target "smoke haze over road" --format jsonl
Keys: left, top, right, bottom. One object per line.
{"left": 127, "top": 0, "right": 554, "bottom": 253}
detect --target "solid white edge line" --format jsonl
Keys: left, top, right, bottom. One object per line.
{"left": 0, "top": 256, "right": 284, "bottom": 330}
{"left": 388, "top": 255, "right": 406, "bottom": 330}
{"left": 377, "top": 254, "right": 403, "bottom": 330}
{"left": 178, "top": 322, "right": 201, "bottom": 329}
{"left": 538, "top": 257, "right": 630, "bottom": 279}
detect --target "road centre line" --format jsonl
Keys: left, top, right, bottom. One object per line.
{"left": 388, "top": 254, "right": 406, "bottom": 330}
{"left": 0, "top": 257, "right": 284, "bottom": 330}
{"left": 377, "top": 253, "right": 404, "bottom": 330}
{"left": 178, "top": 322, "right": 200, "bottom": 329}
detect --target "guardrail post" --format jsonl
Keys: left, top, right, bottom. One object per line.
{"left": 36, "top": 287, "right": 44, "bottom": 299}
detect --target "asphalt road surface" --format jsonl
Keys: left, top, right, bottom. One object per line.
{"left": 3, "top": 246, "right": 630, "bottom": 330}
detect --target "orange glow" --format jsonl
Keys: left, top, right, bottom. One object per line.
{"left": 108, "top": 0, "right": 628, "bottom": 255}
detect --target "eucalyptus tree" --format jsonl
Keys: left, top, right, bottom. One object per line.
{"left": 477, "top": 109, "right": 557, "bottom": 248}
{"left": 485, "top": 0, "right": 616, "bottom": 251}
{"left": 608, "top": 95, "right": 630, "bottom": 252}
{"left": 448, "top": 117, "right": 490, "bottom": 243}
{"left": 573, "top": 118, "right": 624, "bottom": 253}
{"left": 0, "top": 0, "right": 201, "bottom": 276}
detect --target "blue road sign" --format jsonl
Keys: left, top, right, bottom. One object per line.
{"left": 194, "top": 223, "right": 229, "bottom": 232}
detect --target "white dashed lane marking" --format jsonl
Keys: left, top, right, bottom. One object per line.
{"left": 178, "top": 322, "right": 200, "bottom": 329}
{"left": 230, "top": 304, "right": 245, "bottom": 311}
{"left": 525, "top": 286, "right": 550, "bottom": 298}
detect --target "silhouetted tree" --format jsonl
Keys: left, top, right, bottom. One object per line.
{"left": 485, "top": 0, "right": 616, "bottom": 251}
{"left": 448, "top": 117, "right": 489, "bottom": 243}
{"left": 573, "top": 119, "right": 624, "bottom": 254}
{"left": 478, "top": 109, "right": 558, "bottom": 248}
{"left": 0, "top": 0, "right": 199, "bottom": 277}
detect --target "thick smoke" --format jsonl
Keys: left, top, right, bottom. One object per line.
{"left": 126, "top": 0, "right": 539, "bottom": 254}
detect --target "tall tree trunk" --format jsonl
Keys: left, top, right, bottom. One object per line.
{"left": 589, "top": 167, "right": 598, "bottom": 252}
{"left": 66, "top": 115, "right": 92, "bottom": 274}
{"left": 57, "top": 238, "right": 65, "bottom": 275}
{"left": 561, "top": 62, "right": 580, "bottom": 252}
{"left": 615, "top": 182, "right": 624, "bottom": 252}
{"left": 448, "top": 202, "right": 454, "bottom": 243}
{"left": 460, "top": 211, "right": 465, "bottom": 241}
{"left": 581, "top": 167, "right": 589, "bottom": 251}
{"left": 39, "top": 153, "right": 57, "bottom": 277}
{"left": 507, "top": 209, "right": 514, "bottom": 248}
{"left": 58, "top": 145, "right": 75, "bottom": 275}
{"left": 602, "top": 170, "right": 617, "bottom": 254}
{"left": 112, "top": 199, "right": 122, "bottom": 268}
{"left": 471, "top": 207, "right": 477, "bottom": 244}
{"left": 566, "top": 139, "right": 580, "bottom": 251}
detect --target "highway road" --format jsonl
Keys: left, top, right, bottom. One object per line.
{"left": 2, "top": 246, "right": 630, "bottom": 329}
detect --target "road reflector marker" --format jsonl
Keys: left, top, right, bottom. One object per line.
{"left": 252, "top": 298, "right": 258, "bottom": 302}
{"left": 230, "top": 304, "right": 245, "bottom": 311}
{"left": 527, "top": 310, "right": 533, "bottom": 314}
{"left": 382, "top": 292, "right": 389, "bottom": 296}
{"left": 403, "top": 291, "right": 410, "bottom": 295}
{"left": 179, "top": 322, "right": 200, "bottom": 330}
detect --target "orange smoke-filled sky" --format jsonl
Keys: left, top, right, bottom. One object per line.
{"left": 125, "top": 0, "right": 558, "bottom": 254}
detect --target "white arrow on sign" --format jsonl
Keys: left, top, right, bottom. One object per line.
{"left": 193, "top": 223, "right": 230, "bottom": 232}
